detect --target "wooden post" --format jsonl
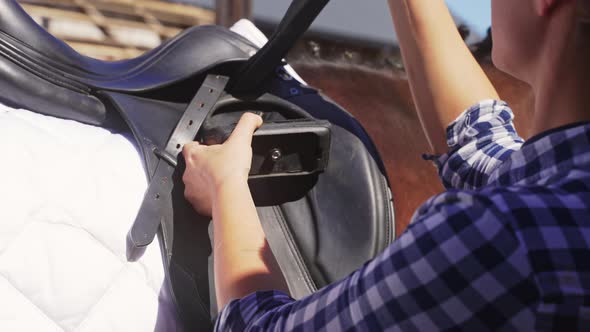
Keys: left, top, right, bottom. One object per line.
{"left": 216, "top": 0, "right": 252, "bottom": 27}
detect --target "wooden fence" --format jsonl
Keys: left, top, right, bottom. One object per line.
{"left": 18, "top": 0, "right": 215, "bottom": 60}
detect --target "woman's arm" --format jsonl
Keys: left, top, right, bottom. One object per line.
{"left": 212, "top": 180, "right": 289, "bottom": 308}
{"left": 387, "top": 0, "right": 499, "bottom": 154}
{"left": 182, "top": 113, "right": 288, "bottom": 309}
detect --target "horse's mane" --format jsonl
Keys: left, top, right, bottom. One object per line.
{"left": 291, "top": 56, "right": 417, "bottom": 121}
{"left": 288, "top": 27, "right": 494, "bottom": 78}
{"left": 291, "top": 56, "right": 407, "bottom": 81}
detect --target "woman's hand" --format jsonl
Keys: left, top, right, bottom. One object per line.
{"left": 182, "top": 112, "right": 263, "bottom": 216}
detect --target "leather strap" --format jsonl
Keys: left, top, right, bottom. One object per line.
{"left": 257, "top": 206, "right": 317, "bottom": 299}
{"left": 230, "top": 0, "right": 330, "bottom": 95}
{"left": 127, "top": 74, "right": 229, "bottom": 261}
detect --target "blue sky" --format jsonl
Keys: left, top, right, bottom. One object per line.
{"left": 177, "top": 0, "right": 493, "bottom": 45}
{"left": 447, "top": 0, "right": 492, "bottom": 35}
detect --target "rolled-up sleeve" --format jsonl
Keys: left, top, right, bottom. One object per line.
{"left": 425, "top": 100, "right": 524, "bottom": 190}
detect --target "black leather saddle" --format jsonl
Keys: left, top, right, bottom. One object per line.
{"left": 0, "top": 0, "right": 395, "bottom": 330}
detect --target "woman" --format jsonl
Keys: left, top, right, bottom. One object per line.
{"left": 182, "top": 0, "right": 590, "bottom": 330}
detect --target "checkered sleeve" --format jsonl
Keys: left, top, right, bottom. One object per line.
{"left": 425, "top": 100, "right": 525, "bottom": 190}
{"left": 214, "top": 191, "right": 537, "bottom": 331}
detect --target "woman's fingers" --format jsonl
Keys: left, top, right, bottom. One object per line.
{"left": 181, "top": 113, "right": 262, "bottom": 216}
{"left": 182, "top": 141, "right": 203, "bottom": 160}
{"left": 226, "top": 112, "right": 263, "bottom": 146}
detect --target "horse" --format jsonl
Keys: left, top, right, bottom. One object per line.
{"left": 293, "top": 56, "right": 534, "bottom": 235}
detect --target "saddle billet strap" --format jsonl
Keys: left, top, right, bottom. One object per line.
{"left": 257, "top": 206, "right": 317, "bottom": 299}
{"left": 127, "top": 75, "right": 229, "bottom": 261}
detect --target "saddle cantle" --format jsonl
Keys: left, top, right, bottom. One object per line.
{"left": 0, "top": 0, "right": 395, "bottom": 330}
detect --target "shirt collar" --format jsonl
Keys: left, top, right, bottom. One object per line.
{"left": 489, "top": 122, "right": 590, "bottom": 186}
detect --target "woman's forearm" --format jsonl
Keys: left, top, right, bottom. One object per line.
{"left": 388, "top": 0, "right": 499, "bottom": 154}
{"left": 212, "top": 180, "right": 289, "bottom": 308}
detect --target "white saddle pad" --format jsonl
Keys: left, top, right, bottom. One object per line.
{"left": 0, "top": 104, "right": 181, "bottom": 332}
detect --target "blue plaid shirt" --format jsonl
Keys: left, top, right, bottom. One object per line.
{"left": 215, "top": 100, "right": 590, "bottom": 331}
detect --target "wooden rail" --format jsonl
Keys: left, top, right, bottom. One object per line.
{"left": 18, "top": 0, "right": 215, "bottom": 60}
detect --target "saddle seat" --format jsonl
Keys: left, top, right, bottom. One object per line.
{"left": 0, "top": 0, "right": 256, "bottom": 92}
